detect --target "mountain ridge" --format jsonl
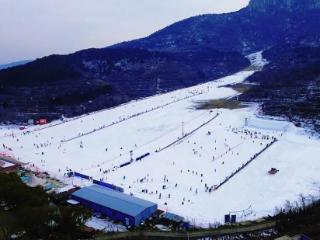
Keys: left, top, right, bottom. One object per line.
{"left": 115, "top": 0, "right": 320, "bottom": 53}
{"left": 0, "top": 60, "right": 32, "bottom": 70}
{"left": 248, "top": 0, "right": 320, "bottom": 11}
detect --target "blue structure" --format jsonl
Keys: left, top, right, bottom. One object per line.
{"left": 74, "top": 172, "right": 90, "bottom": 179}
{"left": 224, "top": 214, "right": 230, "bottom": 223}
{"left": 73, "top": 172, "right": 124, "bottom": 192}
{"left": 72, "top": 185, "right": 157, "bottom": 227}
{"left": 92, "top": 179, "right": 124, "bottom": 192}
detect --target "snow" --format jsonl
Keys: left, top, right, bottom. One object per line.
{"left": 55, "top": 184, "right": 76, "bottom": 194}
{"left": 1, "top": 52, "right": 320, "bottom": 227}
{"left": 245, "top": 116, "right": 292, "bottom": 132}
{"left": 247, "top": 51, "right": 269, "bottom": 70}
{"left": 67, "top": 199, "right": 80, "bottom": 205}
{"left": 0, "top": 160, "right": 15, "bottom": 168}
{"left": 154, "top": 224, "right": 171, "bottom": 231}
{"left": 85, "top": 217, "right": 127, "bottom": 232}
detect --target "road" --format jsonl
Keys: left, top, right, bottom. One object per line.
{"left": 95, "top": 221, "right": 276, "bottom": 239}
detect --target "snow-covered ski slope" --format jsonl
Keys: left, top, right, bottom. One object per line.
{"left": 1, "top": 52, "right": 320, "bottom": 227}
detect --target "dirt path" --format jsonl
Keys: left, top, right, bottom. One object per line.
{"left": 95, "top": 221, "right": 276, "bottom": 239}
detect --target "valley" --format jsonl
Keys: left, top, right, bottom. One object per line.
{"left": 1, "top": 52, "right": 320, "bottom": 227}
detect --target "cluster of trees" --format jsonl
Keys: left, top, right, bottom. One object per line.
{"left": 274, "top": 194, "right": 320, "bottom": 239}
{"left": 0, "top": 173, "right": 91, "bottom": 239}
{"left": 0, "top": 46, "right": 248, "bottom": 124}
{"left": 241, "top": 45, "right": 320, "bottom": 132}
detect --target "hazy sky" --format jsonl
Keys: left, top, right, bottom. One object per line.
{"left": 0, "top": 0, "right": 249, "bottom": 64}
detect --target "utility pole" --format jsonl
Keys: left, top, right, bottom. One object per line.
{"left": 245, "top": 118, "right": 248, "bottom": 127}
{"left": 182, "top": 122, "right": 184, "bottom": 137}
{"left": 130, "top": 150, "right": 133, "bottom": 162}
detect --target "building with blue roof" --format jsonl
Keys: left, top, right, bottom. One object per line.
{"left": 71, "top": 184, "right": 157, "bottom": 227}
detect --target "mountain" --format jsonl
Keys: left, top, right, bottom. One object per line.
{"left": 240, "top": 44, "right": 320, "bottom": 132}
{"left": 249, "top": 0, "right": 320, "bottom": 11}
{"left": 115, "top": 0, "right": 320, "bottom": 53}
{"left": 0, "top": 0, "right": 319, "bottom": 126}
{"left": 0, "top": 48, "right": 247, "bottom": 123}
{"left": 0, "top": 60, "right": 32, "bottom": 70}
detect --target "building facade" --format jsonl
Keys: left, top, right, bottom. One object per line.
{"left": 72, "top": 184, "right": 157, "bottom": 227}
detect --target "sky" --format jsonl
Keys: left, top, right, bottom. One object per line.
{"left": 0, "top": 0, "right": 249, "bottom": 65}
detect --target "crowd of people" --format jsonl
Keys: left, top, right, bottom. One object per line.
{"left": 88, "top": 125, "right": 278, "bottom": 211}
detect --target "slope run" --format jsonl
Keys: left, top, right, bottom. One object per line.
{"left": 3, "top": 70, "right": 253, "bottom": 175}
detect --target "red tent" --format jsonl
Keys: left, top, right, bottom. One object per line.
{"left": 37, "top": 119, "right": 48, "bottom": 125}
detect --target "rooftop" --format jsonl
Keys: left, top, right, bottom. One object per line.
{"left": 72, "top": 184, "right": 157, "bottom": 217}
{"left": 0, "top": 160, "right": 15, "bottom": 169}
